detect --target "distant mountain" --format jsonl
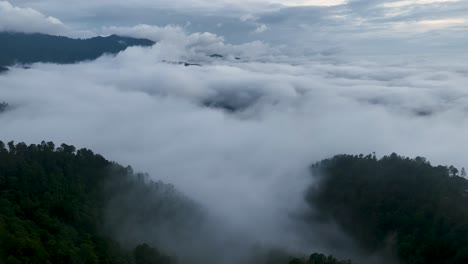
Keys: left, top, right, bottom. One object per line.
{"left": 0, "top": 102, "right": 8, "bottom": 113}
{"left": 209, "top": 54, "right": 224, "bottom": 58}
{"left": 162, "top": 60, "right": 202, "bottom": 67}
{"left": 0, "top": 32, "right": 155, "bottom": 67}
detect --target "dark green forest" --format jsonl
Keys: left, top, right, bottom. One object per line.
{"left": 0, "top": 141, "right": 350, "bottom": 264}
{"left": 0, "top": 32, "right": 154, "bottom": 69}
{"left": 0, "top": 141, "right": 184, "bottom": 264}
{"left": 307, "top": 154, "right": 468, "bottom": 264}
{"left": 1, "top": 141, "right": 467, "bottom": 263}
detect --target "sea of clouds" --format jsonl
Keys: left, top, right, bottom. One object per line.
{"left": 1, "top": 25, "right": 468, "bottom": 259}
{"left": 1, "top": 0, "right": 468, "bottom": 261}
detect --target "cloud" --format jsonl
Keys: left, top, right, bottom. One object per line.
{"left": 2, "top": 31, "right": 468, "bottom": 262}
{"left": 240, "top": 13, "right": 259, "bottom": 22}
{"left": 416, "top": 18, "right": 467, "bottom": 28}
{"left": 102, "top": 24, "right": 277, "bottom": 61}
{"left": 253, "top": 23, "right": 269, "bottom": 33}
{"left": 382, "top": 0, "right": 461, "bottom": 8}
{"left": 1, "top": 0, "right": 468, "bottom": 262}
{"left": 0, "top": 1, "right": 67, "bottom": 34}
{"left": 6, "top": 0, "right": 467, "bottom": 55}
{"left": 282, "top": 0, "right": 348, "bottom": 7}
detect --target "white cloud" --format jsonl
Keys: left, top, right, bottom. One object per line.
{"left": 1, "top": 40, "right": 468, "bottom": 262}
{"left": 417, "top": 18, "right": 467, "bottom": 28}
{"left": 387, "top": 18, "right": 467, "bottom": 33}
{"left": 253, "top": 23, "right": 269, "bottom": 33}
{"left": 281, "top": 0, "right": 348, "bottom": 7}
{"left": 382, "top": 0, "right": 461, "bottom": 8}
{"left": 0, "top": 1, "right": 67, "bottom": 34}
{"left": 240, "top": 13, "right": 259, "bottom": 22}
{"left": 102, "top": 24, "right": 277, "bottom": 61}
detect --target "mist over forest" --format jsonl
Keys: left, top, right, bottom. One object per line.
{"left": 1, "top": 0, "right": 468, "bottom": 263}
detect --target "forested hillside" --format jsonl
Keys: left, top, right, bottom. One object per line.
{"left": 2, "top": 141, "right": 467, "bottom": 263}
{"left": 0, "top": 141, "right": 187, "bottom": 264}
{"left": 307, "top": 154, "right": 468, "bottom": 264}
{"left": 0, "top": 141, "right": 353, "bottom": 264}
{"left": 0, "top": 32, "right": 154, "bottom": 68}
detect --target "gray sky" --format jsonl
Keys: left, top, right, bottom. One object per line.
{"left": 3, "top": 0, "right": 468, "bottom": 55}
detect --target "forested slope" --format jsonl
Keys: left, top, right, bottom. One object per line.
{"left": 307, "top": 154, "right": 468, "bottom": 264}
{"left": 0, "top": 141, "right": 355, "bottom": 264}
{"left": 0, "top": 141, "right": 189, "bottom": 264}
{"left": 2, "top": 141, "right": 466, "bottom": 263}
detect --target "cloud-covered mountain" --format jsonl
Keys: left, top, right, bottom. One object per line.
{"left": 1, "top": 36, "right": 468, "bottom": 262}
{"left": 0, "top": 32, "right": 154, "bottom": 68}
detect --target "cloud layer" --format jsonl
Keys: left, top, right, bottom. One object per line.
{"left": 4, "top": 0, "right": 467, "bottom": 54}
{"left": 1, "top": 25, "right": 468, "bottom": 261}
{"left": 1, "top": 0, "right": 468, "bottom": 262}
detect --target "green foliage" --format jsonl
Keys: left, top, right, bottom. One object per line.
{"left": 0, "top": 32, "right": 154, "bottom": 67}
{"left": 0, "top": 141, "right": 175, "bottom": 264}
{"left": 308, "top": 154, "right": 468, "bottom": 264}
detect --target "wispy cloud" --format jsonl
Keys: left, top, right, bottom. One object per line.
{"left": 281, "top": 0, "right": 347, "bottom": 7}
{"left": 382, "top": 0, "right": 461, "bottom": 8}
{"left": 253, "top": 23, "right": 269, "bottom": 33}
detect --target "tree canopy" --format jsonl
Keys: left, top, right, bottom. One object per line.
{"left": 0, "top": 141, "right": 177, "bottom": 264}
{"left": 307, "top": 153, "right": 468, "bottom": 264}
{"left": 2, "top": 141, "right": 467, "bottom": 263}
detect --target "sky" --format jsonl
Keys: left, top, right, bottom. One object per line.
{"left": 1, "top": 0, "right": 468, "bottom": 262}
{"left": 2, "top": 0, "right": 468, "bottom": 54}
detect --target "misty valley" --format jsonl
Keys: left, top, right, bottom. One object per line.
{"left": 1, "top": 142, "right": 467, "bottom": 264}
{"left": 2, "top": 1, "right": 468, "bottom": 263}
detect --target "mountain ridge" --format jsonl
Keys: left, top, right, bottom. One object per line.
{"left": 0, "top": 32, "right": 155, "bottom": 68}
